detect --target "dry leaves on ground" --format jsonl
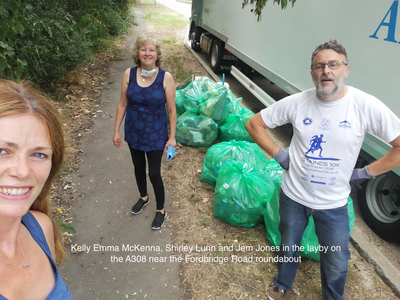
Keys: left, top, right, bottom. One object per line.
{"left": 49, "top": 49, "right": 123, "bottom": 241}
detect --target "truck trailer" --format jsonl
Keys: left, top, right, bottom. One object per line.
{"left": 189, "top": 0, "right": 400, "bottom": 241}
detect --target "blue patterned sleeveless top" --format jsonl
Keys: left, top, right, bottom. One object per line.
{"left": 124, "top": 66, "right": 169, "bottom": 151}
{"left": 0, "top": 212, "right": 72, "bottom": 300}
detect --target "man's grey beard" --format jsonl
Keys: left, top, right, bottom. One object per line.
{"left": 313, "top": 74, "right": 346, "bottom": 98}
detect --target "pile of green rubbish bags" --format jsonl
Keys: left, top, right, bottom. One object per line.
{"left": 175, "top": 77, "right": 355, "bottom": 261}
{"left": 175, "top": 76, "right": 255, "bottom": 146}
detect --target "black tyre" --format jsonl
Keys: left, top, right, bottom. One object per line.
{"left": 210, "top": 39, "right": 222, "bottom": 73}
{"left": 190, "top": 31, "right": 202, "bottom": 53}
{"left": 357, "top": 174, "right": 400, "bottom": 242}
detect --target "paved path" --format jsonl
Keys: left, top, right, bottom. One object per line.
{"left": 61, "top": 5, "right": 181, "bottom": 300}
{"left": 155, "top": 0, "right": 192, "bottom": 18}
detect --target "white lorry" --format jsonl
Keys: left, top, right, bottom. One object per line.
{"left": 189, "top": 0, "right": 400, "bottom": 242}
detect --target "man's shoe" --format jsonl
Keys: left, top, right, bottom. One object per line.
{"left": 131, "top": 197, "right": 149, "bottom": 214}
{"left": 267, "top": 284, "right": 285, "bottom": 300}
{"left": 151, "top": 211, "right": 167, "bottom": 230}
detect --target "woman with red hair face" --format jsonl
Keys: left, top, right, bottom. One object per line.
{"left": 0, "top": 79, "right": 71, "bottom": 299}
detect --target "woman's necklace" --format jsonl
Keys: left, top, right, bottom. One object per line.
{"left": 141, "top": 74, "right": 153, "bottom": 82}
{"left": 0, "top": 240, "right": 30, "bottom": 268}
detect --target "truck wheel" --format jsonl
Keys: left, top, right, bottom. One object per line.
{"left": 190, "top": 31, "right": 202, "bottom": 53}
{"left": 210, "top": 40, "right": 222, "bottom": 72}
{"left": 357, "top": 174, "right": 400, "bottom": 242}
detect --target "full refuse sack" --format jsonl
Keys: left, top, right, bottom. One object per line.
{"left": 201, "top": 140, "right": 268, "bottom": 186}
{"left": 264, "top": 158, "right": 284, "bottom": 188}
{"left": 214, "top": 160, "right": 276, "bottom": 228}
{"left": 218, "top": 106, "right": 255, "bottom": 142}
{"left": 176, "top": 112, "right": 218, "bottom": 147}
{"left": 226, "top": 89, "right": 243, "bottom": 115}
{"left": 181, "top": 77, "right": 232, "bottom": 125}
{"left": 175, "top": 89, "right": 186, "bottom": 117}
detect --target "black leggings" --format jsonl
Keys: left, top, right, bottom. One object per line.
{"left": 128, "top": 146, "right": 165, "bottom": 210}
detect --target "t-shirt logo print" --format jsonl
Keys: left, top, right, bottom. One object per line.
{"left": 303, "top": 117, "right": 313, "bottom": 125}
{"left": 319, "top": 118, "right": 331, "bottom": 130}
{"left": 305, "top": 134, "right": 326, "bottom": 157}
{"left": 339, "top": 120, "right": 351, "bottom": 128}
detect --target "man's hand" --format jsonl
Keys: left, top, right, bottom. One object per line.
{"left": 273, "top": 148, "right": 289, "bottom": 171}
{"left": 350, "top": 166, "right": 375, "bottom": 191}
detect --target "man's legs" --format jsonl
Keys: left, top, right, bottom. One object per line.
{"left": 313, "top": 204, "right": 350, "bottom": 300}
{"left": 273, "top": 191, "right": 310, "bottom": 291}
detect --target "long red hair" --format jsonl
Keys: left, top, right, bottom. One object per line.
{"left": 0, "top": 79, "right": 66, "bottom": 265}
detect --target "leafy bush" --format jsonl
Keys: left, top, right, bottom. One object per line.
{"left": 18, "top": 5, "right": 94, "bottom": 81}
{"left": 0, "top": 1, "right": 29, "bottom": 80}
{"left": 0, "top": 0, "right": 136, "bottom": 85}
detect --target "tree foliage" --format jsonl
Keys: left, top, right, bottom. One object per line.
{"left": 0, "top": 0, "right": 135, "bottom": 86}
{"left": 242, "top": 0, "right": 296, "bottom": 21}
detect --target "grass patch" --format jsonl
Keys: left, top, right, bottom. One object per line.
{"left": 163, "top": 38, "right": 178, "bottom": 44}
{"left": 141, "top": 2, "right": 193, "bottom": 83}
{"left": 164, "top": 55, "right": 193, "bottom": 83}
{"left": 186, "top": 192, "right": 202, "bottom": 202}
{"left": 142, "top": 5, "right": 188, "bottom": 30}
{"left": 200, "top": 181, "right": 215, "bottom": 192}
{"left": 199, "top": 216, "right": 212, "bottom": 226}
{"left": 243, "top": 225, "right": 267, "bottom": 241}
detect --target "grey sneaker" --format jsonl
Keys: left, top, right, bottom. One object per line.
{"left": 267, "top": 284, "right": 285, "bottom": 300}
{"left": 151, "top": 211, "right": 167, "bottom": 230}
{"left": 131, "top": 197, "right": 149, "bottom": 214}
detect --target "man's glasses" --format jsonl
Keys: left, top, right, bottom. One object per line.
{"left": 311, "top": 60, "right": 348, "bottom": 72}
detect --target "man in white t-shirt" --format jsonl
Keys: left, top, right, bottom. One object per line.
{"left": 246, "top": 39, "right": 400, "bottom": 300}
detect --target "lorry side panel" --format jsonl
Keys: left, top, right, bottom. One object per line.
{"left": 201, "top": 0, "right": 400, "bottom": 118}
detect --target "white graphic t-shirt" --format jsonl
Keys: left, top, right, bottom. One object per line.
{"left": 261, "top": 86, "right": 400, "bottom": 209}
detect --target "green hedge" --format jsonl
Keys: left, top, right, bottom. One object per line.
{"left": 0, "top": 0, "right": 135, "bottom": 85}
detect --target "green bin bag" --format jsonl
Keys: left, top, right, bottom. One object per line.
{"left": 199, "top": 87, "right": 229, "bottom": 125}
{"left": 175, "top": 89, "right": 186, "bottom": 117}
{"left": 181, "top": 77, "right": 232, "bottom": 125}
{"left": 176, "top": 112, "right": 218, "bottom": 147}
{"left": 201, "top": 140, "right": 268, "bottom": 186}
{"left": 218, "top": 107, "right": 255, "bottom": 142}
{"left": 214, "top": 160, "right": 276, "bottom": 228}
{"left": 264, "top": 158, "right": 284, "bottom": 188}
{"left": 226, "top": 90, "right": 243, "bottom": 114}
{"left": 181, "top": 77, "right": 221, "bottom": 114}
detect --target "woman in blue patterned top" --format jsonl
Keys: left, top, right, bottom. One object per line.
{"left": 113, "top": 34, "right": 177, "bottom": 230}
{"left": 0, "top": 80, "right": 71, "bottom": 299}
